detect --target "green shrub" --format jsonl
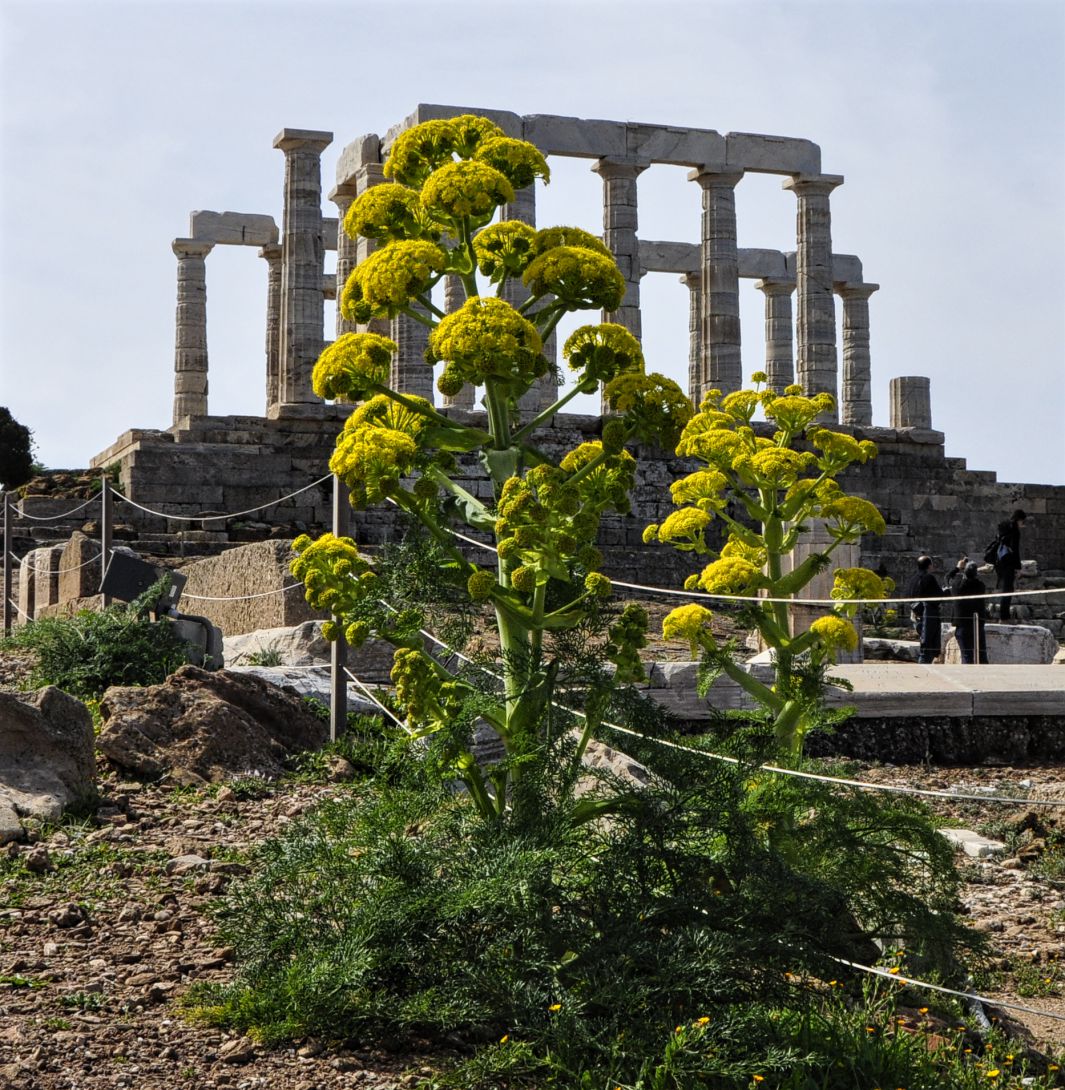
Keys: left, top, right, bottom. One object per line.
{"left": 2, "top": 580, "right": 188, "bottom": 698}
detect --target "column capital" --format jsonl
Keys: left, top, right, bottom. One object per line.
{"left": 592, "top": 156, "right": 649, "bottom": 180}
{"left": 258, "top": 242, "right": 282, "bottom": 261}
{"left": 836, "top": 281, "right": 879, "bottom": 299}
{"left": 687, "top": 166, "right": 744, "bottom": 187}
{"left": 328, "top": 180, "right": 360, "bottom": 206}
{"left": 754, "top": 276, "right": 796, "bottom": 295}
{"left": 782, "top": 173, "right": 844, "bottom": 195}
{"left": 679, "top": 270, "right": 702, "bottom": 290}
{"left": 172, "top": 238, "right": 213, "bottom": 259}
{"left": 272, "top": 128, "right": 333, "bottom": 154}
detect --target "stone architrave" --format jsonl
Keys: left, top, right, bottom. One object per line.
{"left": 172, "top": 238, "right": 214, "bottom": 424}
{"left": 783, "top": 174, "right": 843, "bottom": 418}
{"left": 329, "top": 180, "right": 359, "bottom": 338}
{"left": 258, "top": 243, "right": 283, "bottom": 412}
{"left": 839, "top": 282, "right": 878, "bottom": 427}
{"left": 272, "top": 128, "right": 333, "bottom": 406}
{"left": 442, "top": 274, "right": 474, "bottom": 409}
{"left": 689, "top": 168, "right": 744, "bottom": 401}
{"left": 680, "top": 271, "right": 702, "bottom": 405}
{"left": 890, "top": 376, "right": 932, "bottom": 430}
{"left": 754, "top": 277, "right": 796, "bottom": 392}
{"left": 502, "top": 182, "right": 555, "bottom": 416}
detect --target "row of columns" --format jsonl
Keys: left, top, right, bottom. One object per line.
{"left": 171, "top": 126, "right": 881, "bottom": 431}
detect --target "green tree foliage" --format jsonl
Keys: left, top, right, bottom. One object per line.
{"left": 0, "top": 406, "right": 36, "bottom": 491}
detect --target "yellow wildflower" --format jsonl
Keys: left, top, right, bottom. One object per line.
{"left": 563, "top": 323, "right": 644, "bottom": 385}
{"left": 473, "top": 220, "right": 537, "bottom": 280}
{"left": 347, "top": 240, "right": 447, "bottom": 318}
{"left": 421, "top": 159, "right": 514, "bottom": 223}
{"left": 523, "top": 245, "right": 625, "bottom": 310}
{"left": 473, "top": 136, "right": 550, "bottom": 189}
{"left": 662, "top": 604, "right": 714, "bottom": 656}
{"left": 312, "top": 332, "right": 396, "bottom": 402}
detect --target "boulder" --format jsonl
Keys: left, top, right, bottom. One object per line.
{"left": 942, "top": 624, "right": 1058, "bottom": 665}
{"left": 222, "top": 621, "right": 396, "bottom": 681}
{"left": 862, "top": 638, "right": 920, "bottom": 662}
{"left": 0, "top": 688, "right": 96, "bottom": 841}
{"left": 96, "top": 665, "right": 329, "bottom": 785}
{"left": 226, "top": 665, "right": 381, "bottom": 718}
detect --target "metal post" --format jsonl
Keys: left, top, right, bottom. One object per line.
{"left": 2, "top": 493, "right": 12, "bottom": 636}
{"left": 100, "top": 476, "right": 112, "bottom": 607}
{"left": 330, "top": 474, "right": 350, "bottom": 742}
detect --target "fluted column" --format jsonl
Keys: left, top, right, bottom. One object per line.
{"left": 754, "top": 277, "right": 796, "bottom": 393}
{"left": 172, "top": 238, "right": 214, "bottom": 425}
{"left": 593, "top": 158, "right": 647, "bottom": 338}
{"left": 259, "top": 242, "right": 283, "bottom": 413}
{"left": 330, "top": 180, "right": 359, "bottom": 338}
{"left": 352, "top": 162, "right": 392, "bottom": 341}
{"left": 783, "top": 174, "right": 843, "bottom": 418}
{"left": 689, "top": 169, "right": 744, "bottom": 400}
{"left": 390, "top": 306, "right": 433, "bottom": 400}
{"left": 681, "top": 271, "right": 702, "bottom": 405}
{"left": 839, "top": 282, "right": 878, "bottom": 427}
{"left": 273, "top": 128, "right": 333, "bottom": 406}
{"left": 442, "top": 275, "right": 474, "bottom": 409}
{"left": 890, "top": 376, "right": 932, "bottom": 430}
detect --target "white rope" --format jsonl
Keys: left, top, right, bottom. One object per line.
{"left": 114, "top": 474, "right": 332, "bottom": 523}
{"left": 826, "top": 955, "right": 1065, "bottom": 1023}
{"left": 11, "top": 548, "right": 104, "bottom": 575}
{"left": 393, "top": 605, "right": 1065, "bottom": 809}
{"left": 13, "top": 496, "right": 98, "bottom": 522}
{"left": 182, "top": 582, "right": 305, "bottom": 603}
{"left": 342, "top": 666, "right": 412, "bottom": 733}
{"left": 5, "top": 596, "right": 33, "bottom": 621}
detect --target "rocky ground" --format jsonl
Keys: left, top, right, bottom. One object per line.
{"left": 2, "top": 652, "right": 1065, "bottom": 1087}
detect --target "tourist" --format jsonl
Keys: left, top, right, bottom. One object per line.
{"left": 907, "top": 555, "right": 942, "bottom": 665}
{"left": 993, "top": 508, "right": 1026, "bottom": 622}
{"left": 953, "top": 561, "right": 989, "bottom": 664}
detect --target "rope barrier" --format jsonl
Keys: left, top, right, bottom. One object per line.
{"left": 5, "top": 597, "right": 33, "bottom": 622}
{"left": 114, "top": 474, "right": 332, "bottom": 524}
{"left": 10, "top": 548, "right": 105, "bottom": 576}
{"left": 181, "top": 582, "right": 305, "bottom": 603}
{"left": 10, "top": 496, "right": 98, "bottom": 522}
{"left": 342, "top": 666, "right": 411, "bottom": 733}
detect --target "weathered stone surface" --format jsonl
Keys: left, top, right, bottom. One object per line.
{"left": 177, "top": 540, "right": 320, "bottom": 636}
{"left": 97, "top": 666, "right": 329, "bottom": 784}
{"left": 939, "top": 828, "right": 1006, "bottom": 859}
{"left": 942, "top": 624, "right": 1058, "bottom": 665}
{"left": 189, "top": 210, "right": 278, "bottom": 247}
{"left": 222, "top": 620, "right": 331, "bottom": 666}
{"left": 225, "top": 665, "right": 379, "bottom": 718}
{"left": 57, "top": 531, "right": 102, "bottom": 604}
{"left": 862, "top": 637, "right": 919, "bottom": 662}
{"left": 0, "top": 688, "right": 96, "bottom": 835}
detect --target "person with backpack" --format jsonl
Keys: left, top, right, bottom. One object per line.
{"left": 906, "top": 555, "right": 943, "bottom": 664}
{"left": 953, "top": 561, "right": 989, "bottom": 663}
{"left": 992, "top": 509, "right": 1026, "bottom": 622}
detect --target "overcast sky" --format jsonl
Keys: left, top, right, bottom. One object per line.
{"left": 1, "top": 0, "right": 1063, "bottom": 487}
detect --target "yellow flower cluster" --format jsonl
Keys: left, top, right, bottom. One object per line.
{"left": 343, "top": 184, "right": 437, "bottom": 243}
{"left": 523, "top": 245, "right": 625, "bottom": 311}
{"left": 662, "top": 604, "right": 715, "bottom": 656}
{"left": 675, "top": 419, "right": 749, "bottom": 466}
{"left": 531, "top": 225, "right": 611, "bottom": 258}
{"left": 831, "top": 566, "right": 892, "bottom": 604}
{"left": 290, "top": 532, "right": 377, "bottom": 619}
{"left": 473, "top": 136, "right": 550, "bottom": 190}
{"left": 467, "top": 568, "right": 497, "bottom": 600}
{"left": 344, "top": 240, "right": 446, "bottom": 319}
{"left": 809, "top": 614, "right": 859, "bottom": 653}
{"left": 563, "top": 323, "right": 644, "bottom": 387}
{"left": 311, "top": 333, "right": 395, "bottom": 402}
{"left": 472, "top": 220, "right": 537, "bottom": 282}
{"left": 669, "top": 469, "right": 729, "bottom": 514}
{"left": 606, "top": 603, "right": 649, "bottom": 683}
{"left": 643, "top": 507, "right": 711, "bottom": 551}
{"left": 428, "top": 296, "right": 545, "bottom": 396}
{"left": 807, "top": 426, "right": 878, "bottom": 471}
{"left": 820, "top": 495, "right": 886, "bottom": 537}
{"left": 391, "top": 646, "right": 466, "bottom": 730}
{"left": 696, "top": 556, "right": 764, "bottom": 597}
{"left": 559, "top": 442, "right": 637, "bottom": 515}
{"left": 762, "top": 391, "right": 834, "bottom": 434}
{"left": 603, "top": 372, "right": 693, "bottom": 449}
{"left": 720, "top": 538, "right": 768, "bottom": 568}
{"left": 383, "top": 115, "right": 504, "bottom": 187}
{"left": 421, "top": 160, "right": 514, "bottom": 224}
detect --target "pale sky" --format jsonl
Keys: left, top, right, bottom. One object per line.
{"left": 1, "top": 0, "right": 1063, "bottom": 486}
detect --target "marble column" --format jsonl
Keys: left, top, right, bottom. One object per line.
{"left": 172, "top": 238, "right": 214, "bottom": 425}
{"left": 259, "top": 242, "right": 283, "bottom": 413}
{"left": 838, "top": 282, "right": 878, "bottom": 427}
{"left": 272, "top": 128, "right": 333, "bottom": 407}
{"left": 442, "top": 274, "right": 474, "bottom": 409}
{"left": 689, "top": 169, "right": 744, "bottom": 401}
{"left": 890, "top": 376, "right": 932, "bottom": 430}
{"left": 390, "top": 306, "right": 433, "bottom": 400}
{"left": 330, "top": 180, "right": 359, "bottom": 338}
{"left": 754, "top": 277, "right": 796, "bottom": 393}
{"left": 782, "top": 174, "right": 843, "bottom": 418}
{"left": 353, "top": 162, "right": 392, "bottom": 341}
{"left": 593, "top": 158, "right": 647, "bottom": 338}
{"left": 680, "top": 271, "right": 702, "bottom": 406}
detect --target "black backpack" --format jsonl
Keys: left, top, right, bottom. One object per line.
{"left": 982, "top": 537, "right": 1000, "bottom": 565}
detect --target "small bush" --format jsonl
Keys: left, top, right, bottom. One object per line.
{"left": 2, "top": 580, "right": 188, "bottom": 698}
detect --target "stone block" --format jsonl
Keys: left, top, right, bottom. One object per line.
{"left": 639, "top": 240, "right": 699, "bottom": 275}
{"left": 738, "top": 248, "right": 789, "bottom": 278}
{"left": 522, "top": 114, "right": 627, "bottom": 158}
{"left": 625, "top": 123, "right": 725, "bottom": 167}
{"left": 942, "top": 624, "right": 1058, "bottom": 665}
{"left": 939, "top": 828, "right": 1006, "bottom": 858}
{"left": 58, "top": 532, "right": 103, "bottom": 604}
{"left": 831, "top": 254, "right": 864, "bottom": 283}
{"left": 189, "top": 211, "right": 278, "bottom": 247}
{"left": 335, "top": 133, "right": 381, "bottom": 184}
{"left": 725, "top": 132, "right": 821, "bottom": 175}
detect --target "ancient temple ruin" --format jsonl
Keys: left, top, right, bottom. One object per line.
{"left": 88, "top": 104, "right": 1060, "bottom": 579}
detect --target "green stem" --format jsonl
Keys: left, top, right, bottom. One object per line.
{"left": 413, "top": 293, "right": 446, "bottom": 320}
{"left": 483, "top": 377, "right": 512, "bottom": 451}
{"left": 370, "top": 384, "right": 462, "bottom": 430}
{"left": 511, "top": 384, "right": 587, "bottom": 444}
{"left": 388, "top": 489, "right": 474, "bottom": 573}
{"left": 398, "top": 305, "right": 436, "bottom": 329}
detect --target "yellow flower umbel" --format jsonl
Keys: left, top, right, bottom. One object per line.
{"left": 809, "top": 614, "right": 859, "bottom": 656}
{"left": 523, "top": 245, "right": 625, "bottom": 311}
{"left": 563, "top": 323, "right": 645, "bottom": 387}
{"left": 383, "top": 114, "right": 505, "bottom": 186}
{"left": 421, "top": 160, "right": 515, "bottom": 226}
{"left": 473, "top": 136, "right": 550, "bottom": 190}
{"left": 662, "top": 603, "right": 715, "bottom": 657}
{"left": 312, "top": 332, "right": 396, "bottom": 402}
{"left": 473, "top": 220, "right": 537, "bottom": 283}
{"left": 343, "top": 184, "right": 439, "bottom": 243}
{"left": 345, "top": 240, "right": 447, "bottom": 318}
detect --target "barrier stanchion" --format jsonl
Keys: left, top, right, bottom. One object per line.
{"left": 330, "top": 474, "right": 350, "bottom": 742}
{"left": 2, "top": 493, "right": 12, "bottom": 635}
{"left": 100, "top": 476, "right": 112, "bottom": 608}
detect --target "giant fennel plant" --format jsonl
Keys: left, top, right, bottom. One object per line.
{"left": 292, "top": 114, "right": 692, "bottom": 820}
{"left": 646, "top": 377, "right": 892, "bottom": 755}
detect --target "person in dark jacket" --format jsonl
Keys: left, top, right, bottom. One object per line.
{"left": 954, "top": 561, "right": 989, "bottom": 664}
{"left": 994, "top": 508, "right": 1026, "bottom": 621}
{"left": 907, "top": 555, "right": 943, "bottom": 664}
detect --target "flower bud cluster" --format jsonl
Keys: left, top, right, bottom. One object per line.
{"left": 606, "top": 603, "right": 649, "bottom": 683}
{"left": 290, "top": 533, "right": 378, "bottom": 620}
